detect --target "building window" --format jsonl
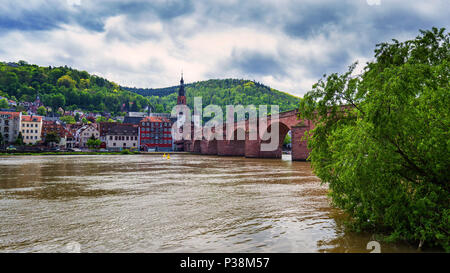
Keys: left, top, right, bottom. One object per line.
{"left": 113, "top": 143, "right": 116, "bottom": 146}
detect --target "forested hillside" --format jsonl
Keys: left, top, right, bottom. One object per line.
{"left": 143, "top": 79, "right": 299, "bottom": 115}
{"left": 0, "top": 61, "right": 149, "bottom": 114}
{"left": 0, "top": 61, "right": 299, "bottom": 116}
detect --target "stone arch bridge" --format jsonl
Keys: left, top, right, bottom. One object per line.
{"left": 181, "top": 109, "right": 313, "bottom": 161}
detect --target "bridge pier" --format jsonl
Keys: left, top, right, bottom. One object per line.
{"left": 217, "top": 140, "right": 245, "bottom": 156}
{"left": 291, "top": 124, "right": 310, "bottom": 161}
{"left": 201, "top": 140, "right": 218, "bottom": 155}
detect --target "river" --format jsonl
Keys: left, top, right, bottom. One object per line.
{"left": 0, "top": 154, "right": 421, "bottom": 253}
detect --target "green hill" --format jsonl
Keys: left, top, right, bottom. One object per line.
{"left": 134, "top": 79, "right": 300, "bottom": 115}
{"left": 0, "top": 61, "right": 299, "bottom": 116}
{"left": 0, "top": 61, "right": 149, "bottom": 114}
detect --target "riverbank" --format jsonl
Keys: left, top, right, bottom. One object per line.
{"left": 0, "top": 151, "right": 190, "bottom": 156}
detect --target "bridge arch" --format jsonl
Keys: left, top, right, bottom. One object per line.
{"left": 258, "top": 121, "right": 291, "bottom": 158}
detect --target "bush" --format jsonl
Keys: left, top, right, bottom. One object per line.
{"left": 121, "top": 149, "right": 132, "bottom": 154}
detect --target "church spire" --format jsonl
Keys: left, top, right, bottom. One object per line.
{"left": 177, "top": 72, "right": 186, "bottom": 105}
{"left": 178, "top": 72, "right": 185, "bottom": 97}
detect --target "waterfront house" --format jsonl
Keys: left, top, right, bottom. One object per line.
{"left": 99, "top": 122, "right": 138, "bottom": 151}
{"left": 139, "top": 116, "right": 173, "bottom": 152}
{"left": 75, "top": 124, "right": 100, "bottom": 148}
{"left": 21, "top": 115, "right": 43, "bottom": 145}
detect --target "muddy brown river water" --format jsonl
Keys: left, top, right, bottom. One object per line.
{"left": 0, "top": 154, "right": 422, "bottom": 252}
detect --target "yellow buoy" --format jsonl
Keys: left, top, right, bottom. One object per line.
{"left": 167, "top": 154, "right": 170, "bottom": 160}
{"left": 163, "top": 153, "right": 166, "bottom": 158}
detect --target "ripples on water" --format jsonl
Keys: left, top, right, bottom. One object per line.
{"left": 0, "top": 155, "right": 420, "bottom": 253}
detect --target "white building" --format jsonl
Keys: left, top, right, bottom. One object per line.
{"left": 21, "top": 115, "right": 43, "bottom": 145}
{"left": 75, "top": 124, "right": 100, "bottom": 148}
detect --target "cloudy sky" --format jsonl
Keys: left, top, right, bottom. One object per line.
{"left": 0, "top": 0, "right": 448, "bottom": 96}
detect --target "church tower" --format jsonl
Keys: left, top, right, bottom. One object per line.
{"left": 177, "top": 73, "right": 186, "bottom": 105}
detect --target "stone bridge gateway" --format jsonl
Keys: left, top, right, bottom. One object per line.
{"left": 182, "top": 109, "right": 313, "bottom": 161}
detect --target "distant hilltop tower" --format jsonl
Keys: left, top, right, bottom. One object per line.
{"left": 177, "top": 73, "right": 186, "bottom": 105}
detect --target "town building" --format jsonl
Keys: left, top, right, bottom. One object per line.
{"left": 20, "top": 95, "right": 43, "bottom": 115}
{"left": 123, "top": 112, "right": 148, "bottom": 125}
{"left": 21, "top": 115, "right": 43, "bottom": 145}
{"left": 100, "top": 123, "right": 138, "bottom": 151}
{"left": 139, "top": 116, "right": 173, "bottom": 151}
{"left": 75, "top": 124, "right": 100, "bottom": 148}
{"left": 41, "top": 120, "right": 75, "bottom": 148}
{"left": 0, "top": 111, "right": 22, "bottom": 143}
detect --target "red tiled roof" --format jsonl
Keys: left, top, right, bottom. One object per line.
{"left": 0, "top": 111, "right": 21, "bottom": 119}
{"left": 140, "top": 116, "right": 172, "bottom": 123}
{"left": 22, "top": 115, "right": 42, "bottom": 122}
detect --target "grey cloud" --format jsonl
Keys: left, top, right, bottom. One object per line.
{"left": 225, "top": 49, "right": 285, "bottom": 77}
{"left": 0, "top": 0, "right": 448, "bottom": 94}
{"left": 0, "top": 0, "right": 195, "bottom": 34}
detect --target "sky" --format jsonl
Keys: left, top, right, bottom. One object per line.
{"left": 0, "top": 0, "right": 448, "bottom": 97}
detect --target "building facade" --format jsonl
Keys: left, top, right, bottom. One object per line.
{"left": 41, "top": 120, "right": 75, "bottom": 148}
{"left": 139, "top": 116, "right": 173, "bottom": 151}
{"left": 100, "top": 123, "right": 138, "bottom": 151}
{"left": 75, "top": 124, "right": 100, "bottom": 148}
{"left": 21, "top": 115, "right": 43, "bottom": 145}
{"left": 0, "top": 111, "right": 22, "bottom": 144}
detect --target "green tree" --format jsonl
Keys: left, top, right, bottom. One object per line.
{"left": 44, "top": 132, "right": 60, "bottom": 146}
{"left": 95, "top": 116, "right": 107, "bottom": 123}
{"left": 81, "top": 117, "right": 88, "bottom": 124}
{"left": 15, "top": 132, "right": 24, "bottom": 146}
{"left": 87, "top": 136, "right": 101, "bottom": 149}
{"left": 75, "top": 112, "right": 80, "bottom": 122}
{"left": 283, "top": 134, "right": 291, "bottom": 146}
{"left": 37, "top": 106, "right": 47, "bottom": 116}
{"left": 57, "top": 75, "right": 76, "bottom": 89}
{"left": 60, "top": 115, "right": 76, "bottom": 124}
{"left": 51, "top": 93, "right": 66, "bottom": 110}
{"left": 299, "top": 28, "right": 449, "bottom": 251}
{"left": 0, "top": 98, "right": 8, "bottom": 109}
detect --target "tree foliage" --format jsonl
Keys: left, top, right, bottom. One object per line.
{"left": 44, "top": 131, "right": 60, "bottom": 145}
{"left": 299, "top": 28, "right": 449, "bottom": 251}
{"left": 60, "top": 115, "right": 76, "bottom": 124}
{"left": 37, "top": 106, "right": 47, "bottom": 116}
{"left": 15, "top": 132, "right": 24, "bottom": 146}
{"left": 87, "top": 138, "right": 101, "bottom": 149}
{"left": 0, "top": 98, "right": 8, "bottom": 109}
{"left": 0, "top": 62, "right": 150, "bottom": 115}
{"left": 143, "top": 79, "right": 299, "bottom": 120}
